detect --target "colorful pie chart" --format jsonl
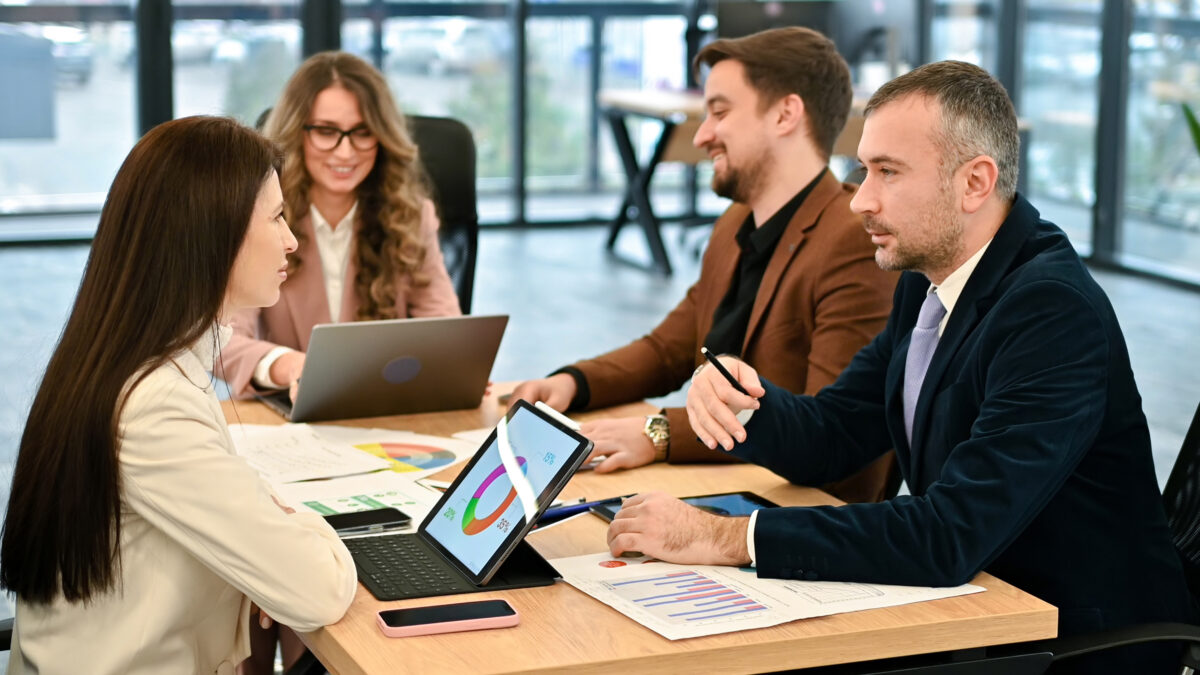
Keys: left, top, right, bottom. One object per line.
{"left": 462, "top": 457, "right": 528, "bottom": 535}
{"left": 354, "top": 442, "right": 458, "bottom": 473}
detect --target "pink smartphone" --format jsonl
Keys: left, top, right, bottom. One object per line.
{"left": 376, "top": 599, "right": 519, "bottom": 638}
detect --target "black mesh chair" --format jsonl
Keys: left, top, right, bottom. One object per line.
{"left": 255, "top": 109, "right": 479, "bottom": 314}
{"left": 407, "top": 114, "right": 478, "bottom": 315}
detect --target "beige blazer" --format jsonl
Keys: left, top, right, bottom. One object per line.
{"left": 221, "top": 199, "right": 461, "bottom": 398}
{"left": 9, "top": 325, "right": 357, "bottom": 675}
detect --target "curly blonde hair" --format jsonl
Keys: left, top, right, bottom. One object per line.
{"left": 263, "top": 51, "right": 430, "bottom": 321}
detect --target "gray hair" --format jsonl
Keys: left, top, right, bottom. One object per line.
{"left": 865, "top": 61, "right": 1019, "bottom": 200}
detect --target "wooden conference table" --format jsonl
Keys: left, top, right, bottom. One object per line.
{"left": 221, "top": 390, "right": 1056, "bottom": 675}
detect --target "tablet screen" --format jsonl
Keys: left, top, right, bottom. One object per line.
{"left": 421, "top": 401, "right": 591, "bottom": 582}
{"left": 590, "top": 491, "right": 778, "bottom": 522}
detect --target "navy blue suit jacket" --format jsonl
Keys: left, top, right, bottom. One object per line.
{"left": 732, "top": 196, "right": 1193, "bottom": 672}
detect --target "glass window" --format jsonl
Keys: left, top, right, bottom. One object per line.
{"left": 594, "top": 17, "right": 692, "bottom": 223}
{"left": 930, "top": 0, "right": 998, "bottom": 71}
{"left": 1019, "top": 3, "right": 1100, "bottom": 252}
{"left": 371, "top": 15, "right": 515, "bottom": 224}
{"left": 525, "top": 16, "right": 592, "bottom": 221}
{"left": 0, "top": 8, "right": 135, "bottom": 215}
{"left": 172, "top": 5, "right": 301, "bottom": 127}
{"left": 1121, "top": 2, "right": 1200, "bottom": 279}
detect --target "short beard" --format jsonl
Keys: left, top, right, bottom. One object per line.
{"left": 712, "top": 152, "right": 770, "bottom": 205}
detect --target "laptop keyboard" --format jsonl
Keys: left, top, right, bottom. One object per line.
{"left": 344, "top": 534, "right": 476, "bottom": 600}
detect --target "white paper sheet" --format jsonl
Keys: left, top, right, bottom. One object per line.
{"left": 301, "top": 426, "right": 475, "bottom": 481}
{"left": 270, "top": 471, "right": 443, "bottom": 524}
{"left": 451, "top": 426, "right": 492, "bottom": 447}
{"left": 228, "top": 424, "right": 392, "bottom": 483}
{"left": 551, "top": 551, "right": 984, "bottom": 640}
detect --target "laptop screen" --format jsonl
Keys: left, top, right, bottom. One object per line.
{"left": 421, "top": 401, "right": 592, "bottom": 583}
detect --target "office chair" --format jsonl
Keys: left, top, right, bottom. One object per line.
{"left": 254, "top": 110, "right": 479, "bottom": 314}
{"left": 802, "top": 399, "right": 1200, "bottom": 675}
{"left": 407, "top": 115, "right": 479, "bottom": 315}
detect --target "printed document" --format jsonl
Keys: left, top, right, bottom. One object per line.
{"left": 552, "top": 551, "right": 984, "bottom": 640}
{"left": 228, "top": 424, "right": 391, "bottom": 483}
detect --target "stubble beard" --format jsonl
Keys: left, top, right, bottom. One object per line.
{"left": 867, "top": 189, "right": 965, "bottom": 277}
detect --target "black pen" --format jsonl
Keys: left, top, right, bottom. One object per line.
{"left": 701, "top": 347, "right": 750, "bottom": 396}
{"left": 537, "top": 494, "right": 635, "bottom": 525}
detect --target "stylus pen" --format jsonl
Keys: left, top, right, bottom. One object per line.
{"left": 538, "top": 495, "right": 634, "bottom": 524}
{"left": 700, "top": 347, "right": 750, "bottom": 396}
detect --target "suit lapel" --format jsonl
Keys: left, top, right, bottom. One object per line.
{"left": 741, "top": 171, "right": 843, "bottom": 354}
{"left": 907, "top": 197, "right": 1040, "bottom": 463}
{"left": 284, "top": 214, "right": 332, "bottom": 350}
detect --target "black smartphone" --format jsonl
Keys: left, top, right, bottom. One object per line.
{"left": 377, "top": 599, "right": 519, "bottom": 637}
{"left": 589, "top": 491, "right": 778, "bottom": 522}
{"left": 322, "top": 507, "right": 411, "bottom": 537}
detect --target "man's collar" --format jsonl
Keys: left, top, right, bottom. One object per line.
{"left": 737, "top": 167, "right": 828, "bottom": 251}
{"left": 927, "top": 238, "right": 992, "bottom": 319}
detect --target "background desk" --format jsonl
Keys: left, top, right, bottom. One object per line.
{"left": 221, "top": 391, "right": 1056, "bottom": 674}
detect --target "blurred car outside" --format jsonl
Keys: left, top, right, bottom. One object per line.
{"left": 385, "top": 19, "right": 508, "bottom": 76}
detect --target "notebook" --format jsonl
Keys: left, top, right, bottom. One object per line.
{"left": 255, "top": 315, "right": 507, "bottom": 422}
{"left": 344, "top": 400, "right": 594, "bottom": 601}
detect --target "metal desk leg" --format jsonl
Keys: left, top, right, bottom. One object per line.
{"left": 604, "top": 109, "right": 675, "bottom": 275}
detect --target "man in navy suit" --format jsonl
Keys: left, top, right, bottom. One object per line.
{"left": 606, "top": 61, "right": 1195, "bottom": 673}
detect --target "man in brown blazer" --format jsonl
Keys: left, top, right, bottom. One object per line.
{"left": 513, "top": 27, "right": 899, "bottom": 502}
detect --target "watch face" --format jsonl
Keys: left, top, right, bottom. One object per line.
{"left": 645, "top": 415, "right": 669, "bottom": 444}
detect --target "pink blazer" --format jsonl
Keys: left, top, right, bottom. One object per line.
{"left": 220, "top": 199, "right": 462, "bottom": 398}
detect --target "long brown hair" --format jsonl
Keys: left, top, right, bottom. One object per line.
{"left": 0, "top": 117, "right": 279, "bottom": 604}
{"left": 263, "top": 51, "right": 431, "bottom": 320}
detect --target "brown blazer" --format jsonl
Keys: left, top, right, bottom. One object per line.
{"left": 221, "top": 199, "right": 461, "bottom": 398}
{"left": 572, "top": 171, "right": 901, "bottom": 503}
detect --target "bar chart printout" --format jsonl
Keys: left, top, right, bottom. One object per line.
{"left": 553, "top": 552, "right": 986, "bottom": 640}
{"left": 608, "top": 571, "right": 767, "bottom": 625}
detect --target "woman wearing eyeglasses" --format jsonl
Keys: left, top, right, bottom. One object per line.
{"left": 221, "top": 51, "right": 461, "bottom": 406}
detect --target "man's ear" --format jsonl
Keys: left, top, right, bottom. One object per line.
{"left": 773, "top": 93, "right": 806, "bottom": 138}
{"left": 960, "top": 155, "right": 999, "bottom": 214}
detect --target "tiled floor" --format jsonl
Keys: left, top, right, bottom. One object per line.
{"left": 0, "top": 222, "right": 1197, "bottom": 663}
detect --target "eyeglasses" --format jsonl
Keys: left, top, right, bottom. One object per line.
{"left": 303, "top": 124, "right": 378, "bottom": 152}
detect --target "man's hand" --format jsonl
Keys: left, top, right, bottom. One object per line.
{"left": 510, "top": 373, "right": 577, "bottom": 412}
{"left": 579, "top": 417, "right": 655, "bottom": 473}
{"left": 687, "top": 356, "right": 764, "bottom": 451}
{"left": 269, "top": 351, "right": 306, "bottom": 403}
{"left": 606, "top": 492, "right": 750, "bottom": 566}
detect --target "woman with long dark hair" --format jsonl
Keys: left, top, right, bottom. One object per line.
{"left": 0, "top": 116, "right": 357, "bottom": 673}
{"left": 220, "top": 51, "right": 461, "bottom": 401}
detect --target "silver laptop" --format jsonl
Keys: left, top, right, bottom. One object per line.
{"left": 256, "top": 315, "right": 507, "bottom": 422}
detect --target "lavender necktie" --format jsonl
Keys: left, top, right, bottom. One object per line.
{"left": 903, "top": 291, "right": 946, "bottom": 446}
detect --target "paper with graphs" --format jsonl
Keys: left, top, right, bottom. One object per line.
{"left": 552, "top": 551, "right": 984, "bottom": 640}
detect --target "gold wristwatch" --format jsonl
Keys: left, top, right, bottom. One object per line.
{"left": 643, "top": 414, "right": 670, "bottom": 463}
